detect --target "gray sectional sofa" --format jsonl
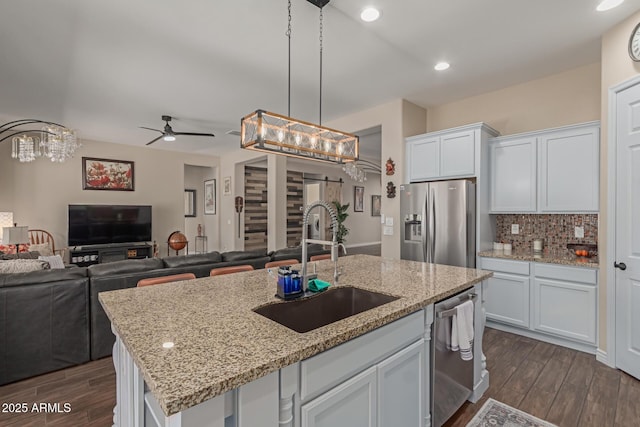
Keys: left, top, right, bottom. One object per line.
{"left": 0, "top": 244, "right": 330, "bottom": 385}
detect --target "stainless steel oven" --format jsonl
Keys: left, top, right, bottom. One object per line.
{"left": 432, "top": 290, "right": 477, "bottom": 427}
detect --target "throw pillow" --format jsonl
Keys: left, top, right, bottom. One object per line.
{"left": 38, "top": 254, "right": 65, "bottom": 269}
{"left": 29, "top": 243, "right": 53, "bottom": 256}
{"left": 0, "top": 259, "right": 50, "bottom": 274}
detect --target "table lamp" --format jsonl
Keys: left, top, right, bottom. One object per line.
{"left": 2, "top": 225, "right": 29, "bottom": 253}
{"left": 0, "top": 212, "right": 13, "bottom": 244}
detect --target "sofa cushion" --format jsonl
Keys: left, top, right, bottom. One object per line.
{"left": 222, "top": 249, "right": 268, "bottom": 262}
{"left": 0, "top": 259, "right": 50, "bottom": 274}
{"left": 270, "top": 244, "right": 329, "bottom": 262}
{"left": 162, "top": 252, "right": 222, "bottom": 268}
{"left": 0, "top": 251, "right": 41, "bottom": 260}
{"left": 29, "top": 243, "right": 53, "bottom": 256}
{"left": 0, "top": 267, "right": 87, "bottom": 287}
{"left": 87, "top": 258, "right": 164, "bottom": 277}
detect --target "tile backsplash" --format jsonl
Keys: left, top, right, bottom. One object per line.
{"left": 495, "top": 214, "right": 598, "bottom": 254}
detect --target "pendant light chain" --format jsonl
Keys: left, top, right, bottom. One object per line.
{"left": 319, "top": 7, "right": 324, "bottom": 126}
{"left": 287, "top": 0, "right": 292, "bottom": 117}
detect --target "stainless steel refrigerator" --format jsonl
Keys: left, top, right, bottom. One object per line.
{"left": 400, "top": 180, "right": 475, "bottom": 268}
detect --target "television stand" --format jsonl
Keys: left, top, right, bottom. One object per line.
{"left": 69, "top": 243, "right": 152, "bottom": 267}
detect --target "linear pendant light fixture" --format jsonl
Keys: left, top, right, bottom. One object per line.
{"left": 240, "top": 0, "right": 359, "bottom": 164}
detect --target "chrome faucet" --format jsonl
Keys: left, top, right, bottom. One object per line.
{"left": 301, "top": 200, "right": 340, "bottom": 290}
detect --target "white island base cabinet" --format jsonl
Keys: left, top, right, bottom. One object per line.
{"left": 113, "top": 286, "right": 488, "bottom": 427}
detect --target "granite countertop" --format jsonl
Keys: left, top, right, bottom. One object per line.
{"left": 99, "top": 254, "right": 492, "bottom": 416}
{"left": 478, "top": 250, "right": 599, "bottom": 268}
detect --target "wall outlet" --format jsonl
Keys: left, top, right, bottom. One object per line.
{"left": 511, "top": 224, "right": 519, "bottom": 234}
{"left": 575, "top": 226, "right": 585, "bottom": 238}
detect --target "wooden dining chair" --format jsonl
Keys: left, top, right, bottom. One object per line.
{"left": 137, "top": 273, "right": 196, "bottom": 287}
{"left": 264, "top": 259, "right": 300, "bottom": 269}
{"left": 210, "top": 265, "right": 254, "bottom": 276}
{"left": 310, "top": 254, "right": 331, "bottom": 262}
{"left": 28, "top": 229, "right": 56, "bottom": 254}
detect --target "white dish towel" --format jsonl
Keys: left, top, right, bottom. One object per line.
{"left": 450, "top": 300, "right": 474, "bottom": 361}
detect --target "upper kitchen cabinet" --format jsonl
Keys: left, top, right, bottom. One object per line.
{"left": 489, "top": 136, "right": 537, "bottom": 212}
{"left": 405, "top": 123, "right": 499, "bottom": 183}
{"left": 489, "top": 121, "right": 600, "bottom": 213}
{"left": 538, "top": 123, "right": 600, "bottom": 212}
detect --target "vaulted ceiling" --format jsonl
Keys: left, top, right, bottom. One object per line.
{"left": 1, "top": 0, "right": 637, "bottom": 158}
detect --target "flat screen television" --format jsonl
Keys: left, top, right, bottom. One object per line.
{"left": 68, "top": 205, "right": 152, "bottom": 246}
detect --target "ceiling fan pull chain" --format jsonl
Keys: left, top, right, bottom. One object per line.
{"left": 319, "top": 7, "right": 323, "bottom": 127}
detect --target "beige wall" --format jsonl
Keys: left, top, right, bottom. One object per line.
{"left": 184, "top": 164, "right": 217, "bottom": 252}
{"left": 599, "top": 10, "right": 640, "bottom": 352}
{"left": 327, "top": 99, "right": 427, "bottom": 259}
{"left": 427, "top": 62, "right": 601, "bottom": 136}
{"left": 1, "top": 138, "right": 220, "bottom": 255}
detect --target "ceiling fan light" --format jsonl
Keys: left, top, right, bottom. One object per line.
{"left": 360, "top": 7, "right": 380, "bottom": 22}
{"left": 163, "top": 135, "right": 176, "bottom": 142}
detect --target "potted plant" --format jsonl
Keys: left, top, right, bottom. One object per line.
{"left": 331, "top": 201, "right": 350, "bottom": 245}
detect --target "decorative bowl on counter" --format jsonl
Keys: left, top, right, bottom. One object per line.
{"left": 566, "top": 243, "right": 598, "bottom": 258}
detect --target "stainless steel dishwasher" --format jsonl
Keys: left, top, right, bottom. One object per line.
{"left": 432, "top": 289, "right": 477, "bottom": 427}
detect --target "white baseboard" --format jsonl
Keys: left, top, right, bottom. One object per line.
{"left": 486, "top": 321, "right": 596, "bottom": 355}
{"left": 596, "top": 348, "right": 614, "bottom": 367}
{"left": 345, "top": 241, "right": 381, "bottom": 248}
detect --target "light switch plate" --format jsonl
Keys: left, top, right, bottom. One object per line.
{"left": 380, "top": 214, "right": 385, "bottom": 224}
{"left": 575, "top": 226, "right": 584, "bottom": 238}
{"left": 511, "top": 224, "right": 519, "bottom": 234}
{"left": 385, "top": 217, "right": 394, "bottom": 226}
{"left": 383, "top": 226, "right": 393, "bottom": 236}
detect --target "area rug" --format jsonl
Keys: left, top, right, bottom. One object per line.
{"left": 466, "top": 398, "right": 557, "bottom": 427}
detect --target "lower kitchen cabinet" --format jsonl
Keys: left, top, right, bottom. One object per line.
{"left": 301, "top": 339, "right": 425, "bottom": 427}
{"left": 301, "top": 366, "right": 377, "bottom": 427}
{"left": 485, "top": 272, "right": 530, "bottom": 328}
{"left": 480, "top": 257, "right": 598, "bottom": 352}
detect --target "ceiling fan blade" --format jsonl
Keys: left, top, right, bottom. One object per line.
{"left": 140, "top": 126, "right": 163, "bottom": 133}
{"left": 174, "top": 132, "right": 216, "bottom": 138}
{"left": 145, "top": 135, "right": 165, "bottom": 146}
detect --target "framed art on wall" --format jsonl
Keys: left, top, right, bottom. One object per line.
{"left": 204, "top": 179, "right": 216, "bottom": 215}
{"left": 184, "top": 189, "right": 196, "bottom": 217}
{"left": 371, "top": 195, "right": 381, "bottom": 216}
{"left": 223, "top": 176, "right": 232, "bottom": 196}
{"left": 82, "top": 157, "right": 134, "bottom": 191}
{"left": 354, "top": 186, "right": 364, "bottom": 212}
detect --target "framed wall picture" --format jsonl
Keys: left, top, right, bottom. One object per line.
{"left": 204, "top": 179, "right": 216, "bottom": 215}
{"left": 82, "top": 157, "right": 134, "bottom": 191}
{"left": 371, "top": 195, "right": 381, "bottom": 216}
{"left": 354, "top": 186, "right": 364, "bottom": 212}
{"left": 223, "top": 176, "right": 232, "bottom": 196}
{"left": 184, "top": 189, "right": 196, "bottom": 217}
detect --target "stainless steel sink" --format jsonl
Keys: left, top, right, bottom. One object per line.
{"left": 253, "top": 286, "right": 399, "bottom": 333}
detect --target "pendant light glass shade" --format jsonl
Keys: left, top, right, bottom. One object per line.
{"left": 241, "top": 110, "right": 358, "bottom": 164}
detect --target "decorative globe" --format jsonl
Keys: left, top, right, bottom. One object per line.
{"left": 168, "top": 231, "right": 187, "bottom": 251}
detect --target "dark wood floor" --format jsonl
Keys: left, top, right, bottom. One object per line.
{"left": 0, "top": 357, "right": 115, "bottom": 426}
{"left": 445, "top": 327, "right": 640, "bottom": 427}
{"left": 1, "top": 328, "right": 637, "bottom": 426}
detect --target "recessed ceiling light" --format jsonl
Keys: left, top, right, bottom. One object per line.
{"left": 596, "top": 0, "right": 624, "bottom": 11}
{"left": 163, "top": 135, "right": 176, "bottom": 142}
{"left": 162, "top": 341, "right": 174, "bottom": 349}
{"left": 360, "top": 7, "right": 380, "bottom": 22}
{"left": 434, "top": 62, "right": 450, "bottom": 71}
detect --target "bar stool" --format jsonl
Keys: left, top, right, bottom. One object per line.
{"left": 264, "top": 259, "right": 300, "bottom": 269}
{"left": 137, "top": 273, "right": 196, "bottom": 287}
{"left": 310, "top": 254, "right": 331, "bottom": 262}
{"left": 210, "top": 265, "right": 254, "bottom": 276}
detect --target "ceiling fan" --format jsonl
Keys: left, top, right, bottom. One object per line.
{"left": 140, "top": 115, "right": 215, "bottom": 146}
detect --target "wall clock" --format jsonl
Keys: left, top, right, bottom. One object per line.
{"left": 629, "top": 22, "right": 640, "bottom": 62}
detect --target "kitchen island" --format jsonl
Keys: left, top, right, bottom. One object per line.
{"left": 99, "top": 255, "right": 492, "bottom": 427}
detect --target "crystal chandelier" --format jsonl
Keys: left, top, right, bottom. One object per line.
{"left": 0, "top": 119, "right": 81, "bottom": 163}
{"left": 342, "top": 159, "right": 382, "bottom": 182}
{"left": 241, "top": 0, "right": 359, "bottom": 165}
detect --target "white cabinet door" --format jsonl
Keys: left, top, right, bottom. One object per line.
{"left": 539, "top": 125, "right": 599, "bottom": 212}
{"left": 409, "top": 137, "right": 440, "bottom": 182}
{"left": 532, "top": 278, "right": 596, "bottom": 344}
{"left": 377, "top": 340, "right": 424, "bottom": 427}
{"left": 301, "top": 366, "right": 377, "bottom": 427}
{"left": 440, "top": 130, "right": 475, "bottom": 178}
{"left": 484, "top": 272, "right": 530, "bottom": 328}
{"left": 490, "top": 137, "right": 537, "bottom": 212}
